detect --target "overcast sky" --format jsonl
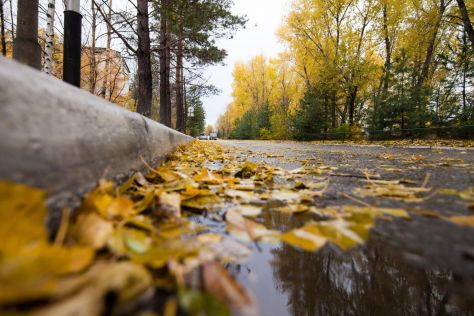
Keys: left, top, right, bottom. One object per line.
{"left": 202, "top": 0, "right": 290, "bottom": 126}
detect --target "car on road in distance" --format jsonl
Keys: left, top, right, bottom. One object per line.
{"left": 209, "top": 132, "right": 218, "bottom": 140}
{"left": 197, "top": 133, "right": 210, "bottom": 140}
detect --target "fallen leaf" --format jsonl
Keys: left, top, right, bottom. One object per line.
{"left": 448, "top": 216, "right": 474, "bottom": 228}
{"left": 0, "top": 180, "right": 48, "bottom": 254}
{"left": 69, "top": 212, "right": 114, "bottom": 249}
{"left": 202, "top": 262, "right": 258, "bottom": 316}
{"left": 228, "top": 204, "right": 262, "bottom": 217}
{"left": 157, "top": 192, "right": 182, "bottom": 218}
{"left": 226, "top": 209, "right": 278, "bottom": 241}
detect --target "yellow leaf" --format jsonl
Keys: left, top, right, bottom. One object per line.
{"left": 104, "top": 196, "right": 135, "bottom": 220}
{"left": 228, "top": 204, "right": 262, "bottom": 217}
{"left": 0, "top": 245, "right": 94, "bottom": 304}
{"left": 226, "top": 210, "right": 278, "bottom": 241}
{"left": 69, "top": 212, "right": 114, "bottom": 249}
{"left": 0, "top": 180, "right": 48, "bottom": 253}
{"left": 157, "top": 192, "right": 181, "bottom": 218}
{"left": 448, "top": 216, "right": 474, "bottom": 228}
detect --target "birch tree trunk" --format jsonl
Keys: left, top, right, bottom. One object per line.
{"left": 89, "top": 0, "right": 97, "bottom": 94}
{"left": 43, "top": 0, "right": 56, "bottom": 74}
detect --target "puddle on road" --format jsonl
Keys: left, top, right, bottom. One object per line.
{"left": 225, "top": 211, "right": 474, "bottom": 316}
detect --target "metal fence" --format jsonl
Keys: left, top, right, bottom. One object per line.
{"left": 314, "top": 125, "right": 474, "bottom": 142}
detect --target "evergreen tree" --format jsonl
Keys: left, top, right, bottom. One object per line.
{"left": 292, "top": 86, "right": 328, "bottom": 140}
{"left": 187, "top": 99, "right": 206, "bottom": 137}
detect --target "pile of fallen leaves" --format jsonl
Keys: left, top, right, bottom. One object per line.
{"left": 1, "top": 141, "right": 474, "bottom": 316}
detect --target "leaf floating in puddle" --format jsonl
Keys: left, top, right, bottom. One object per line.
{"left": 273, "top": 204, "right": 309, "bottom": 214}
{"left": 226, "top": 210, "right": 279, "bottom": 242}
{"left": 228, "top": 204, "right": 263, "bottom": 217}
{"left": 178, "top": 288, "right": 231, "bottom": 316}
{"left": 270, "top": 190, "right": 301, "bottom": 202}
{"left": 202, "top": 262, "right": 259, "bottom": 316}
{"left": 280, "top": 225, "right": 328, "bottom": 252}
{"left": 282, "top": 218, "right": 371, "bottom": 252}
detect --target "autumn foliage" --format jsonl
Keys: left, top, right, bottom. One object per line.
{"left": 219, "top": 0, "right": 474, "bottom": 140}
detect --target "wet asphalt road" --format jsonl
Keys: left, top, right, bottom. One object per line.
{"left": 218, "top": 140, "right": 474, "bottom": 277}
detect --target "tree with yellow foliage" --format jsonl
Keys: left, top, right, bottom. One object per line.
{"left": 219, "top": 0, "right": 474, "bottom": 140}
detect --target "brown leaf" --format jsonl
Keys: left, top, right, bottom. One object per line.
{"left": 202, "top": 262, "right": 258, "bottom": 316}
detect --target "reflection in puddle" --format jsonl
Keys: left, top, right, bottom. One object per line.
{"left": 230, "top": 211, "right": 474, "bottom": 316}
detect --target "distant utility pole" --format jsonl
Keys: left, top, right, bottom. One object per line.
{"left": 13, "top": 0, "right": 41, "bottom": 69}
{"left": 63, "top": 0, "right": 82, "bottom": 87}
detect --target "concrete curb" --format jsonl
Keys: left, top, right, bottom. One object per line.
{"left": 0, "top": 57, "right": 193, "bottom": 213}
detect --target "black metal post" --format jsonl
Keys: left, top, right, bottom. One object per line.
{"left": 63, "top": 5, "right": 82, "bottom": 87}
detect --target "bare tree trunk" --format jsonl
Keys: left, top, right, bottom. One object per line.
{"left": 382, "top": 3, "right": 392, "bottom": 95}
{"left": 102, "top": 0, "right": 113, "bottom": 100}
{"left": 419, "top": 0, "right": 446, "bottom": 85}
{"left": 89, "top": 0, "right": 97, "bottom": 94}
{"left": 0, "top": 0, "right": 6, "bottom": 56}
{"left": 175, "top": 19, "right": 185, "bottom": 132}
{"left": 348, "top": 87, "right": 358, "bottom": 126}
{"left": 13, "top": 0, "right": 41, "bottom": 69}
{"left": 43, "top": 0, "right": 55, "bottom": 74}
{"left": 0, "top": 1, "right": 6, "bottom": 57}
{"left": 462, "top": 31, "right": 468, "bottom": 121}
{"left": 159, "top": 0, "right": 171, "bottom": 126}
{"left": 136, "top": 0, "right": 153, "bottom": 117}
{"left": 412, "top": 0, "right": 446, "bottom": 127}
{"left": 457, "top": 0, "right": 474, "bottom": 52}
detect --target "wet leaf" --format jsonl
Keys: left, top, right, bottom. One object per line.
{"left": 228, "top": 204, "right": 262, "bottom": 217}
{"left": 181, "top": 189, "right": 221, "bottom": 211}
{"left": 226, "top": 210, "right": 278, "bottom": 241}
{"left": 281, "top": 218, "right": 371, "bottom": 252}
{"left": 202, "top": 262, "right": 258, "bottom": 316}
{"left": 178, "top": 288, "right": 231, "bottom": 316}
